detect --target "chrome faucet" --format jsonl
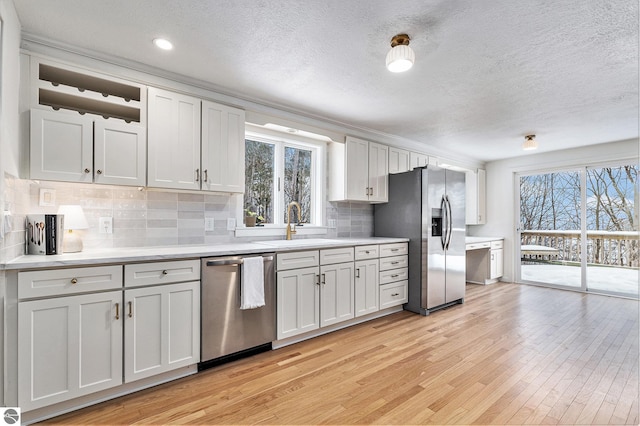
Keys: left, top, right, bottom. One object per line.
{"left": 286, "top": 201, "right": 302, "bottom": 240}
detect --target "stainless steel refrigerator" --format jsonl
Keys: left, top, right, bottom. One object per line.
{"left": 374, "top": 166, "right": 466, "bottom": 315}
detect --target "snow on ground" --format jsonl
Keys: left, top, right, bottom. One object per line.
{"left": 521, "top": 264, "right": 639, "bottom": 296}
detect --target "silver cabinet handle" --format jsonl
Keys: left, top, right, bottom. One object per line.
{"left": 195, "top": 168, "right": 200, "bottom": 182}
{"left": 162, "top": 270, "right": 168, "bottom": 275}
{"left": 128, "top": 301, "right": 133, "bottom": 318}
{"left": 204, "top": 169, "right": 208, "bottom": 182}
{"left": 316, "top": 274, "right": 320, "bottom": 286}
{"left": 96, "top": 169, "right": 102, "bottom": 175}
{"left": 391, "top": 261, "right": 399, "bottom": 265}
{"left": 391, "top": 274, "right": 399, "bottom": 278}
{"left": 70, "top": 278, "right": 78, "bottom": 284}
{"left": 321, "top": 273, "right": 326, "bottom": 285}
{"left": 355, "top": 268, "right": 360, "bottom": 278}
{"left": 84, "top": 168, "right": 90, "bottom": 173}
{"left": 115, "top": 302, "right": 120, "bottom": 320}
{"left": 391, "top": 293, "right": 400, "bottom": 297}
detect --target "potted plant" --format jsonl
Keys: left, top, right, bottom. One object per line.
{"left": 244, "top": 207, "right": 264, "bottom": 227}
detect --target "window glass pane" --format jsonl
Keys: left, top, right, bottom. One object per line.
{"left": 586, "top": 164, "right": 638, "bottom": 296}
{"left": 283, "top": 146, "right": 312, "bottom": 224}
{"left": 519, "top": 171, "right": 582, "bottom": 287}
{"left": 244, "top": 139, "right": 274, "bottom": 224}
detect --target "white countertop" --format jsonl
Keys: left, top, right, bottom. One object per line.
{"left": 465, "top": 236, "right": 503, "bottom": 244}
{"left": 2, "top": 237, "right": 409, "bottom": 270}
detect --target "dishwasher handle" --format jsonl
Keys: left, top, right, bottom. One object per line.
{"left": 206, "top": 255, "right": 273, "bottom": 267}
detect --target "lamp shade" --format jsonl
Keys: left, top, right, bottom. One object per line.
{"left": 386, "top": 44, "right": 415, "bottom": 73}
{"left": 57, "top": 205, "right": 89, "bottom": 230}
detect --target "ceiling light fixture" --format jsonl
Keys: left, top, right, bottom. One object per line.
{"left": 386, "top": 34, "right": 415, "bottom": 73}
{"left": 153, "top": 38, "right": 173, "bottom": 50}
{"left": 523, "top": 134, "right": 538, "bottom": 151}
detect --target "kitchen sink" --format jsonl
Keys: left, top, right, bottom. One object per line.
{"left": 253, "top": 238, "right": 344, "bottom": 248}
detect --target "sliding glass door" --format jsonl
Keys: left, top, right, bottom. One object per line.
{"left": 517, "top": 163, "right": 638, "bottom": 298}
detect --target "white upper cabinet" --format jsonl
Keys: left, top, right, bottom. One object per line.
{"left": 329, "top": 136, "right": 388, "bottom": 203}
{"left": 29, "top": 58, "right": 146, "bottom": 186}
{"left": 388, "top": 147, "right": 410, "bottom": 174}
{"left": 466, "top": 168, "right": 487, "bottom": 225}
{"left": 148, "top": 88, "right": 246, "bottom": 192}
{"left": 147, "top": 87, "right": 201, "bottom": 190}
{"left": 201, "top": 100, "right": 246, "bottom": 193}
{"left": 409, "top": 152, "right": 430, "bottom": 170}
{"left": 30, "top": 109, "right": 145, "bottom": 185}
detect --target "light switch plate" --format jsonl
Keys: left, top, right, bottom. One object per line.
{"left": 226, "top": 218, "right": 236, "bottom": 231}
{"left": 204, "top": 218, "right": 215, "bottom": 232}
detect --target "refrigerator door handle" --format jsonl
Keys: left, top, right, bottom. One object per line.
{"left": 440, "top": 195, "right": 447, "bottom": 250}
{"left": 445, "top": 195, "right": 453, "bottom": 250}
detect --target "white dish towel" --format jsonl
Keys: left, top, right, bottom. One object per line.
{"left": 241, "top": 256, "right": 265, "bottom": 309}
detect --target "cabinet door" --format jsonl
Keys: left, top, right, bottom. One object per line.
{"left": 124, "top": 281, "right": 200, "bottom": 383}
{"left": 344, "top": 137, "right": 370, "bottom": 201}
{"left": 368, "top": 142, "right": 388, "bottom": 202}
{"left": 18, "top": 291, "right": 123, "bottom": 411}
{"left": 201, "top": 101, "right": 246, "bottom": 193}
{"left": 94, "top": 119, "right": 146, "bottom": 186}
{"left": 30, "top": 109, "right": 93, "bottom": 183}
{"left": 409, "top": 152, "right": 429, "bottom": 170}
{"left": 388, "top": 147, "right": 410, "bottom": 174}
{"left": 147, "top": 87, "right": 201, "bottom": 190}
{"left": 355, "top": 259, "right": 379, "bottom": 317}
{"left": 276, "top": 267, "right": 320, "bottom": 340}
{"left": 466, "top": 168, "right": 486, "bottom": 225}
{"left": 490, "top": 248, "right": 504, "bottom": 279}
{"left": 320, "top": 262, "right": 355, "bottom": 327}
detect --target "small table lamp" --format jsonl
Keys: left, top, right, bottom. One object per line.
{"left": 57, "top": 205, "right": 89, "bottom": 253}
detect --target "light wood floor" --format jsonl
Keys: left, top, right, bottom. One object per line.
{"left": 41, "top": 283, "right": 639, "bottom": 425}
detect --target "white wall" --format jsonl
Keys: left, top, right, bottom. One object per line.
{"left": 468, "top": 138, "right": 639, "bottom": 282}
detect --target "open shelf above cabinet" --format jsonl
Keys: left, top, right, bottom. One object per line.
{"left": 33, "top": 59, "right": 145, "bottom": 124}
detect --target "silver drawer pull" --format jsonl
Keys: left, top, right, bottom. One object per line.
{"left": 391, "top": 248, "right": 399, "bottom": 252}
{"left": 70, "top": 278, "right": 78, "bottom": 284}
{"left": 128, "top": 301, "right": 133, "bottom": 318}
{"left": 391, "top": 274, "right": 399, "bottom": 278}
{"left": 391, "top": 261, "right": 399, "bottom": 265}
{"left": 115, "top": 303, "right": 120, "bottom": 320}
{"left": 162, "top": 270, "right": 168, "bottom": 275}
{"left": 391, "top": 293, "right": 400, "bottom": 297}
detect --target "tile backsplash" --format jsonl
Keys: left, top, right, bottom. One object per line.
{"left": 1, "top": 174, "right": 374, "bottom": 263}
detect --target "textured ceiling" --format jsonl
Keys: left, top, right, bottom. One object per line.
{"left": 13, "top": 0, "right": 639, "bottom": 162}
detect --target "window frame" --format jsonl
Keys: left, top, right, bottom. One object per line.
{"left": 240, "top": 129, "right": 326, "bottom": 234}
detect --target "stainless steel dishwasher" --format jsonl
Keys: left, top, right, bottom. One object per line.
{"left": 200, "top": 253, "right": 276, "bottom": 368}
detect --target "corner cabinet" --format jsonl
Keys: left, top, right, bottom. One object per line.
{"left": 329, "top": 136, "right": 388, "bottom": 203}
{"left": 147, "top": 87, "right": 246, "bottom": 193}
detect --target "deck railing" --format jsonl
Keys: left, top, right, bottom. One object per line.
{"left": 520, "top": 230, "right": 639, "bottom": 267}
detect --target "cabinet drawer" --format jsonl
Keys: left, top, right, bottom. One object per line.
{"left": 355, "top": 245, "right": 379, "bottom": 260}
{"left": 466, "top": 241, "right": 490, "bottom": 250}
{"left": 320, "top": 247, "right": 354, "bottom": 265}
{"left": 379, "top": 255, "right": 408, "bottom": 271}
{"left": 491, "top": 240, "right": 504, "bottom": 249}
{"left": 18, "top": 265, "right": 123, "bottom": 299}
{"left": 379, "top": 267, "right": 409, "bottom": 285}
{"left": 125, "top": 260, "right": 200, "bottom": 287}
{"left": 277, "top": 250, "right": 320, "bottom": 270}
{"left": 379, "top": 281, "right": 408, "bottom": 309}
{"left": 379, "top": 243, "right": 408, "bottom": 257}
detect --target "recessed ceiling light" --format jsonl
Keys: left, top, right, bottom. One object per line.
{"left": 153, "top": 38, "right": 173, "bottom": 50}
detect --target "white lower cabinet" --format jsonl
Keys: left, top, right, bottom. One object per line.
{"left": 18, "top": 291, "right": 123, "bottom": 411}
{"left": 276, "top": 266, "right": 320, "bottom": 340}
{"left": 354, "top": 259, "right": 379, "bottom": 317}
{"left": 124, "top": 281, "right": 200, "bottom": 382}
{"left": 320, "top": 262, "right": 355, "bottom": 327}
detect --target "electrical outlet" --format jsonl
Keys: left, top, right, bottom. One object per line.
{"left": 99, "top": 217, "right": 113, "bottom": 234}
{"left": 227, "top": 218, "right": 236, "bottom": 231}
{"left": 204, "top": 218, "right": 215, "bottom": 232}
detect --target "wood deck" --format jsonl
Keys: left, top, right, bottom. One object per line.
{"left": 40, "top": 283, "right": 639, "bottom": 425}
